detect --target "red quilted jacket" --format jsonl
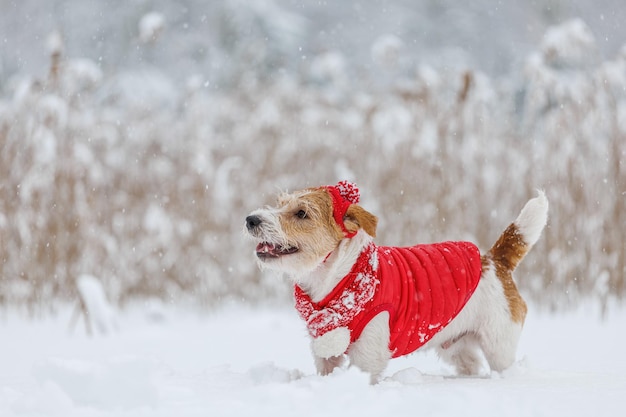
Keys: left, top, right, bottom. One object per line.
{"left": 295, "top": 241, "right": 482, "bottom": 358}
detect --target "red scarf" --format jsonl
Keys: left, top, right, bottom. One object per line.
{"left": 295, "top": 241, "right": 482, "bottom": 358}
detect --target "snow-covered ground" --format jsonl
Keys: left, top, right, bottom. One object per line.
{"left": 1, "top": 303, "right": 624, "bottom": 417}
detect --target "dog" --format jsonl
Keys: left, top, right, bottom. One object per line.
{"left": 245, "top": 181, "right": 548, "bottom": 383}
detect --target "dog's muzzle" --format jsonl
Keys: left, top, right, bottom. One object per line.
{"left": 245, "top": 214, "right": 299, "bottom": 259}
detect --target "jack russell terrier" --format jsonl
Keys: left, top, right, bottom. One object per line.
{"left": 245, "top": 181, "right": 548, "bottom": 383}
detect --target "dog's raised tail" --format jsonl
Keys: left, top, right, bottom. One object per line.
{"left": 489, "top": 191, "right": 549, "bottom": 271}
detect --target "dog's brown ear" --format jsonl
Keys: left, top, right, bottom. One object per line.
{"left": 344, "top": 204, "right": 378, "bottom": 238}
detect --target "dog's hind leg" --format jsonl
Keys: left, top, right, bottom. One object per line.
{"left": 437, "top": 333, "right": 485, "bottom": 376}
{"left": 347, "top": 312, "right": 392, "bottom": 384}
{"left": 479, "top": 323, "right": 523, "bottom": 373}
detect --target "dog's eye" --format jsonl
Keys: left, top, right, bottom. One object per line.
{"left": 295, "top": 209, "right": 307, "bottom": 219}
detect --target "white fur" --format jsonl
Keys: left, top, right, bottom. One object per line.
{"left": 312, "top": 327, "right": 351, "bottom": 359}
{"left": 515, "top": 190, "right": 549, "bottom": 247}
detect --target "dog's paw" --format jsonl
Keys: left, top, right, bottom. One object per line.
{"left": 312, "top": 327, "right": 351, "bottom": 359}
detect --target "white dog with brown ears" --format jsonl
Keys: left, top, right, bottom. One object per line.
{"left": 245, "top": 181, "right": 548, "bottom": 383}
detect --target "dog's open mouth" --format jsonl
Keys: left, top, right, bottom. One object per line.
{"left": 256, "top": 242, "right": 299, "bottom": 259}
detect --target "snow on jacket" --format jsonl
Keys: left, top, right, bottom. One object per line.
{"left": 295, "top": 241, "right": 482, "bottom": 358}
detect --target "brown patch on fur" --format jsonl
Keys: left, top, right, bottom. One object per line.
{"left": 490, "top": 223, "right": 528, "bottom": 271}
{"left": 344, "top": 204, "right": 378, "bottom": 237}
{"left": 277, "top": 188, "right": 345, "bottom": 262}
{"left": 488, "top": 223, "right": 529, "bottom": 324}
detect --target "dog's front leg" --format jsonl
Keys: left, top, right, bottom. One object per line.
{"left": 347, "top": 312, "right": 392, "bottom": 384}
{"left": 314, "top": 354, "right": 345, "bottom": 376}
{"left": 311, "top": 326, "right": 351, "bottom": 375}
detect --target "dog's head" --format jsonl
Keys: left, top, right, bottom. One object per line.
{"left": 245, "top": 181, "right": 378, "bottom": 274}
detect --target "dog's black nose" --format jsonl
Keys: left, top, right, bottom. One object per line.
{"left": 246, "top": 215, "right": 262, "bottom": 231}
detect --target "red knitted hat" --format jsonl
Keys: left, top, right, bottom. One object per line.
{"left": 325, "top": 180, "right": 360, "bottom": 238}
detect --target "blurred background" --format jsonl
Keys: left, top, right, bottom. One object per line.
{"left": 0, "top": 0, "right": 624, "bottom": 317}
